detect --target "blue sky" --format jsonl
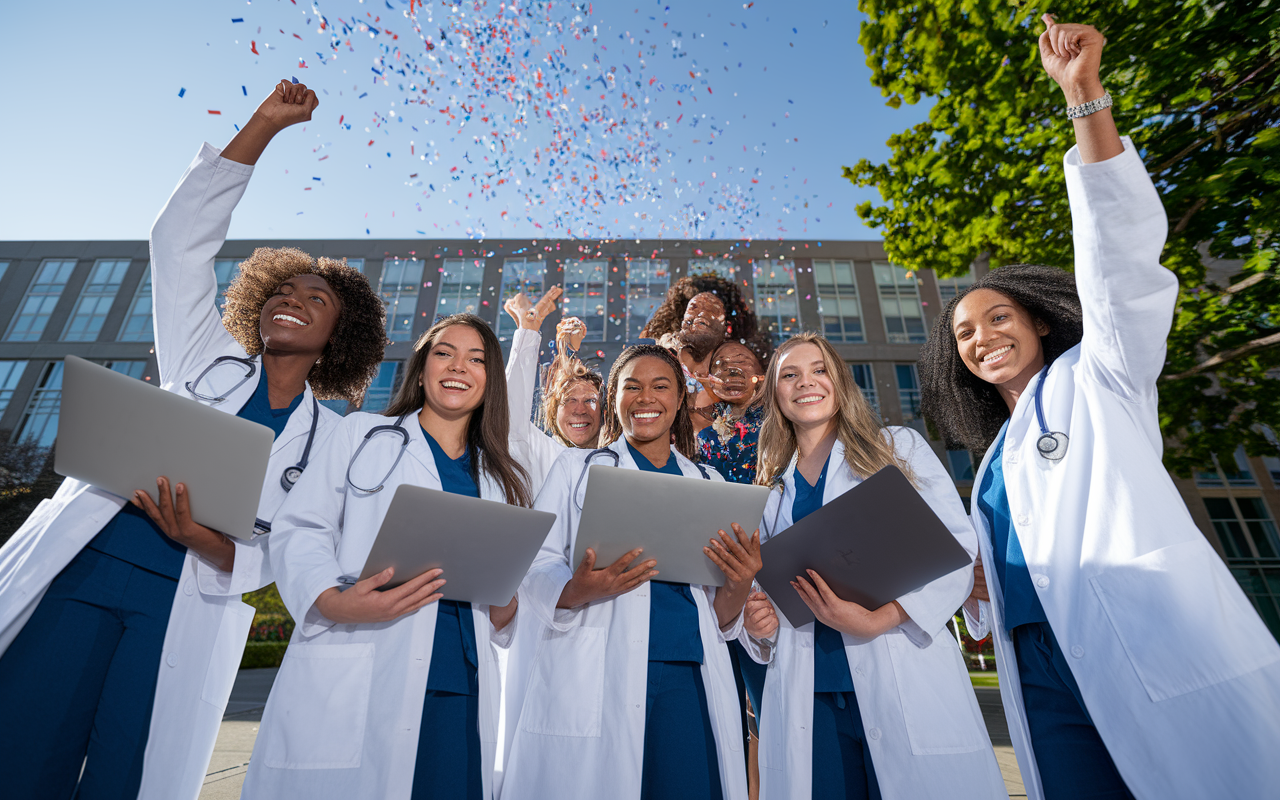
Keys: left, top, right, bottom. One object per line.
{"left": 0, "top": 0, "right": 930, "bottom": 242}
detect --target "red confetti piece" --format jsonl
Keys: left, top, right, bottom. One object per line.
{"left": 250, "top": 41, "right": 259, "bottom": 54}
{"left": 207, "top": 110, "right": 222, "bottom": 115}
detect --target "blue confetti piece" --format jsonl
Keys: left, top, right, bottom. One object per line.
{"left": 312, "top": 177, "right": 321, "bottom": 181}
{"left": 232, "top": 17, "right": 243, "bottom": 23}
{"left": 178, "top": 87, "right": 185, "bottom": 98}
{"left": 358, "top": 92, "right": 368, "bottom": 99}
{"left": 241, "top": 86, "right": 247, "bottom": 95}
{"left": 793, "top": 27, "right": 798, "bottom": 33}
{"left": 291, "top": 76, "right": 299, "bottom": 84}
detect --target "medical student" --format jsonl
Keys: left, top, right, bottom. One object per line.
{"left": 242, "top": 313, "right": 530, "bottom": 800}
{"left": 503, "top": 344, "right": 759, "bottom": 800}
{"left": 737, "top": 332, "right": 1005, "bottom": 800}
{"left": 915, "top": 17, "right": 1280, "bottom": 800}
{"left": 0, "top": 81, "right": 388, "bottom": 800}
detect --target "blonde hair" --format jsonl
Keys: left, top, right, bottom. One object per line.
{"left": 755, "top": 332, "right": 917, "bottom": 487}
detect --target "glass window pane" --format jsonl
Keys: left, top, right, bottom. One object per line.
{"left": 875, "top": 261, "right": 926, "bottom": 344}
{"left": 848, "top": 363, "right": 879, "bottom": 413}
{"left": 896, "top": 363, "right": 921, "bottom": 420}
{"left": 15, "top": 362, "right": 65, "bottom": 447}
{"left": 496, "top": 259, "right": 545, "bottom": 342}
{"left": 625, "top": 259, "right": 670, "bottom": 342}
{"left": 938, "top": 269, "right": 976, "bottom": 303}
{"left": 361, "top": 361, "right": 404, "bottom": 413}
{"left": 814, "top": 261, "right": 862, "bottom": 343}
{"left": 436, "top": 258, "right": 486, "bottom": 320}
{"left": 5, "top": 260, "right": 77, "bottom": 342}
{"left": 62, "top": 259, "right": 130, "bottom": 342}
{"left": 0, "top": 360, "right": 29, "bottom": 415}
{"left": 948, "top": 450, "right": 975, "bottom": 482}
{"left": 117, "top": 273, "right": 154, "bottom": 342}
{"left": 688, "top": 259, "right": 736, "bottom": 282}
{"left": 380, "top": 258, "right": 426, "bottom": 342}
{"left": 214, "top": 259, "right": 240, "bottom": 316}
{"left": 562, "top": 260, "right": 608, "bottom": 343}
{"left": 751, "top": 260, "right": 798, "bottom": 341}
{"left": 103, "top": 360, "right": 147, "bottom": 380}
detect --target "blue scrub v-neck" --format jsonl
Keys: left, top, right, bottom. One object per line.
{"left": 976, "top": 433, "right": 1048, "bottom": 632}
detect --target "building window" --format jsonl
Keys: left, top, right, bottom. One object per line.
{"left": 214, "top": 259, "right": 240, "bottom": 315}
{"left": 875, "top": 262, "right": 927, "bottom": 344}
{"left": 62, "top": 259, "right": 130, "bottom": 342}
{"left": 813, "top": 260, "right": 863, "bottom": 343}
{"left": 937, "top": 269, "right": 976, "bottom": 304}
{"left": 1209, "top": 496, "right": 1280, "bottom": 641}
{"left": 0, "top": 361, "right": 28, "bottom": 416}
{"left": 0, "top": 261, "right": 9, "bottom": 283}
{"left": 103, "top": 360, "right": 147, "bottom": 380}
{"left": 848, "top": 363, "right": 879, "bottom": 414}
{"left": 5, "top": 259, "right": 77, "bottom": 342}
{"left": 625, "top": 259, "right": 670, "bottom": 342}
{"left": 496, "top": 259, "right": 545, "bottom": 342}
{"left": 688, "top": 259, "right": 737, "bottom": 282}
{"left": 344, "top": 258, "right": 365, "bottom": 274}
{"left": 362, "top": 361, "right": 405, "bottom": 413}
{"left": 562, "top": 260, "right": 607, "bottom": 343}
{"left": 117, "top": 273, "right": 154, "bottom": 342}
{"left": 14, "top": 362, "right": 64, "bottom": 447}
{"left": 948, "top": 450, "right": 975, "bottom": 482}
{"left": 752, "top": 260, "right": 798, "bottom": 341}
{"left": 896, "top": 364, "right": 922, "bottom": 421}
{"left": 1196, "top": 447, "right": 1256, "bottom": 488}
{"left": 380, "top": 258, "right": 426, "bottom": 342}
{"left": 436, "top": 258, "right": 485, "bottom": 319}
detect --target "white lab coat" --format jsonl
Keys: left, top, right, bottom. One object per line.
{"left": 961, "top": 139, "right": 1280, "bottom": 800}
{"left": 504, "top": 327, "right": 566, "bottom": 495}
{"left": 0, "top": 142, "right": 341, "bottom": 800}
{"left": 242, "top": 411, "right": 515, "bottom": 800}
{"left": 501, "top": 439, "right": 749, "bottom": 800}
{"left": 742, "top": 431, "right": 1006, "bottom": 800}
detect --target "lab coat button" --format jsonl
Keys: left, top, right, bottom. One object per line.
{"left": 1071, "top": 645, "right": 1084, "bottom": 658}
{"left": 1007, "top": 453, "right": 1019, "bottom": 464}
{"left": 183, "top": 580, "right": 194, "bottom": 596}
{"left": 868, "top": 728, "right": 881, "bottom": 741}
{"left": 1034, "top": 575, "right": 1049, "bottom": 589}
{"left": 854, "top": 667, "right": 865, "bottom": 677}
{"left": 1016, "top": 514, "right": 1030, "bottom": 526}
{"left": 166, "top": 653, "right": 177, "bottom": 667}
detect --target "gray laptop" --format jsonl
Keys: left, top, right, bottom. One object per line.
{"left": 358, "top": 483, "right": 557, "bottom": 604}
{"left": 575, "top": 464, "right": 772, "bottom": 587}
{"left": 55, "top": 356, "right": 275, "bottom": 540}
{"left": 755, "top": 465, "right": 973, "bottom": 628}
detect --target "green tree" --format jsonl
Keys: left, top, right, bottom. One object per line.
{"left": 845, "top": 0, "right": 1280, "bottom": 474}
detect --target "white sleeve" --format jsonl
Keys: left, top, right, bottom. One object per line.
{"left": 519, "top": 455, "right": 581, "bottom": 633}
{"left": 962, "top": 599, "right": 992, "bottom": 642}
{"left": 194, "top": 536, "right": 270, "bottom": 597}
{"left": 506, "top": 327, "right": 542, "bottom": 439}
{"left": 1066, "top": 137, "right": 1176, "bottom": 401}
{"left": 149, "top": 143, "right": 253, "bottom": 384}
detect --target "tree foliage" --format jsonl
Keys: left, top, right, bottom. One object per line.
{"left": 845, "top": 0, "right": 1280, "bottom": 474}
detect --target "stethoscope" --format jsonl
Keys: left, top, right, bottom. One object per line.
{"left": 345, "top": 413, "right": 412, "bottom": 494}
{"left": 186, "top": 354, "right": 323, "bottom": 532}
{"left": 572, "top": 445, "right": 711, "bottom": 511}
{"left": 1033, "top": 364, "right": 1069, "bottom": 461}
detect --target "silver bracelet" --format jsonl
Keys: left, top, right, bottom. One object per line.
{"left": 1067, "top": 90, "right": 1112, "bottom": 119}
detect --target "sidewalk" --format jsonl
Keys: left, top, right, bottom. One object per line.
{"left": 199, "top": 670, "right": 1025, "bottom": 799}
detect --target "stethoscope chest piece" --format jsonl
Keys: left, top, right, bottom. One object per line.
{"left": 1036, "top": 431, "right": 1069, "bottom": 461}
{"left": 281, "top": 465, "right": 304, "bottom": 492}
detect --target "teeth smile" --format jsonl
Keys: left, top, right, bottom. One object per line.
{"left": 633, "top": 411, "right": 660, "bottom": 419}
{"left": 441, "top": 381, "right": 469, "bottom": 390}
{"left": 982, "top": 345, "right": 1012, "bottom": 363}
{"left": 568, "top": 422, "right": 590, "bottom": 428}
{"left": 796, "top": 396, "right": 823, "bottom": 405}
{"left": 274, "top": 314, "right": 307, "bottom": 326}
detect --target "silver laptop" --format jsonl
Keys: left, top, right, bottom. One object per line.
{"left": 755, "top": 465, "right": 973, "bottom": 628}
{"left": 55, "top": 356, "right": 275, "bottom": 540}
{"left": 574, "top": 464, "right": 772, "bottom": 587}
{"left": 357, "top": 483, "right": 557, "bottom": 604}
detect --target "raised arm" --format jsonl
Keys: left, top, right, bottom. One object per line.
{"left": 148, "top": 81, "right": 318, "bottom": 383}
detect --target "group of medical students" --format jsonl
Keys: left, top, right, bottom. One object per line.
{"left": 1, "top": 17, "right": 1279, "bottom": 800}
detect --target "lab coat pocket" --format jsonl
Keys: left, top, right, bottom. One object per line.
{"left": 258, "top": 642, "right": 376, "bottom": 769}
{"left": 518, "top": 625, "right": 607, "bottom": 737}
{"left": 886, "top": 634, "right": 985, "bottom": 755}
{"left": 1090, "top": 540, "right": 1280, "bottom": 702}
{"left": 200, "top": 600, "right": 256, "bottom": 706}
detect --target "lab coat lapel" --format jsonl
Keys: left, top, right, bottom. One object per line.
{"left": 402, "top": 415, "right": 443, "bottom": 486}
{"left": 268, "top": 382, "right": 318, "bottom": 458}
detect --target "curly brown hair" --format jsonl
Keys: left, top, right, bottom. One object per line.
{"left": 639, "top": 272, "right": 758, "bottom": 343}
{"left": 222, "top": 247, "right": 389, "bottom": 404}
{"left": 539, "top": 355, "right": 604, "bottom": 448}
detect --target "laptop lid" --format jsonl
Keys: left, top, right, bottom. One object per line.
{"left": 575, "top": 464, "right": 772, "bottom": 587}
{"left": 55, "top": 356, "right": 275, "bottom": 540}
{"left": 755, "top": 465, "right": 973, "bottom": 628}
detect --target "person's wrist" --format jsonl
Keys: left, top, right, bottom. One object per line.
{"left": 1062, "top": 80, "right": 1105, "bottom": 109}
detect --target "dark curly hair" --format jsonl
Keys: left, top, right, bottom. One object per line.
{"left": 918, "top": 264, "right": 1084, "bottom": 456}
{"left": 599, "top": 345, "right": 697, "bottom": 461}
{"left": 639, "top": 272, "right": 758, "bottom": 343}
{"left": 222, "top": 247, "right": 389, "bottom": 405}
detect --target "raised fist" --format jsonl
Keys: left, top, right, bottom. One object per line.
{"left": 252, "top": 80, "right": 320, "bottom": 133}
{"left": 1038, "top": 15, "right": 1106, "bottom": 106}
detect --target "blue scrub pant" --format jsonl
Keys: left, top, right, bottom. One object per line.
{"left": 811, "top": 691, "right": 882, "bottom": 800}
{"left": 411, "top": 690, "right": 483, "bottom": 800}
{"left": 0, "top": 547, "right": 177, "bottom": 800}
{"left": 641, "top": 660, "right": 724, "bottom": 800}
{"left": 1013, "top": 622, "right": 1135, "bottom": 800}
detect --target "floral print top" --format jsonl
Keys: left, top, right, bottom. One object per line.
{"left": 697, "top": 402, "right": 765, "bottom": 485}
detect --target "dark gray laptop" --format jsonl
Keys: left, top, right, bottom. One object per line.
{"left": 575, "top": 464, "right": 772, "bottom": 587}
{"left": 55, "top": 356, "right": 275, "bottom": 540}
{"left": 755, "top": 465, "right": 973, "bottom": 628}
{"left": 358, "top": 483, "right": 557, "bottom": 604}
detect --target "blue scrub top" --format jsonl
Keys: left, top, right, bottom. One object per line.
{"left": 87, "top": 371, "right": 303, "bottom": 580}
{"left": 976, "top": 433, "right": 1048, "bottom": 632}
{"left": 626, "top": 441, "right": 705, "bottom": 665}
{"left": 422, "top": 427, "right": 480, "bottom": 696}
{"left": 792, "top": 455, "right": 856, "bottom": 694}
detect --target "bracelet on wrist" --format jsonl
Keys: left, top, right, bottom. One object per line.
{"left": 1067, "top": 90, "right": 1112, "bottom": 119}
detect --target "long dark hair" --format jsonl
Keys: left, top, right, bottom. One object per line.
{"left": 918, "top": 265, "right": 1084, "bottom": 455}
{"left": 598, "top": 345, "right": 698, "bottom": 461}
{"left": 384, "top": 314, "right": 532, "bottom": 507}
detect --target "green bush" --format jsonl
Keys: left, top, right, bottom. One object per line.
{"left": 240, "top": 641, "right": 289, "bottom": 669}
{"left": 249, "top": 613, "right": 294, "bottom": 642}
{"left": 244, "top": 584, "right": 290, "bottom": 616}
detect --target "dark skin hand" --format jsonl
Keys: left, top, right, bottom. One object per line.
{"left": 704, "top": 522, "right": 765, "bottom": 630}
{"left": 132, "top": 478, "right": 235, "bottom": 572}
{"left": 557, "top": 547, "right": 658, "bottom": 609}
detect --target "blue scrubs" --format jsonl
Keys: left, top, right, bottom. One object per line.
{"left": 410, "top": 428, "right": 483, "bottom": 800}
{"left": 978, "top": 434, "right": 1134, "bottom": 800}
{"left": 627, "top": 442, "right": 725, "bottom": 800}
{"left": 793, "top": 456, "right": 883, "bottom": 800}
{"left": 0, "top": 372, "right": 301, "bottom": 800}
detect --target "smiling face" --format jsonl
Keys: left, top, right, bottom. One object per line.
{"left": 952, "top": 288, "right": 1049, "bottom": 391}
{"left": 258, "top": 274, "right": 343, "bottom": 355}
{"left": 616, "top": 355, "right": 682, "bottom": 447}
{"left": 678, "top": 292, "right": 728, "bottom": 361}
{"left": 774, "top": 342, "right": 838, "bottom": 431}
{"left": 555, "top": 378, "right": 602, "bottom": 448}
{"left": 418, "top": 323, "right": 488, "bottom": 421}
{"left": 709, "top": 341, "right": 764, "bottom": 405}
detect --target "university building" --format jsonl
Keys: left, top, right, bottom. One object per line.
{"left": 1, "top": 237, "right": 1277, "bottom": 639}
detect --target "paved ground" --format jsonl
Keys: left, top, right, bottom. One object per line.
{"left": 199, "top": 669, "right": 1025, "bottom": 799}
